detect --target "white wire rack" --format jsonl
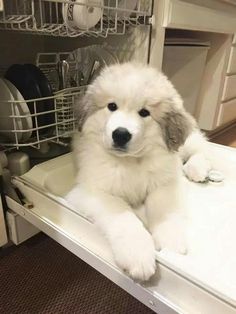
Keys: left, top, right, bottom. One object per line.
{"left": 0, "top": 0, "right": 152, "bottom": 37}
{"left": 0, "top": 86, "right": 85, "bottom": 150}
{"left": 36, "top": 52, "right": 79, "bottom": 92}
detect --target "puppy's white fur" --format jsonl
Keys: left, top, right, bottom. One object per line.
{"left": 66, "top": 63, "right": 210, "bottom": 281}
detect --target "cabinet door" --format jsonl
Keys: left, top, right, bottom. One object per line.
{"left": 0, "top": 199, "right": 7, "bottom": 246}
{"left": 159, "top": 0, "right": 236, "bottom": 33}
{"left": 217, "top": 98, "right": 236, "bottom": 127}
{"left": 227, "top": 46, "right": 236, "bottom": 74}
{"left": 222, "top": 75, "right": 236, "bottom": 101}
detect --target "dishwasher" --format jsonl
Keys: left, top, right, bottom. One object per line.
{"left": 0, "top": 1, "right": 236, "bottom": 313}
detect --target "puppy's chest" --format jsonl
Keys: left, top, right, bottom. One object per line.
{"left": 100, "top": 161, "right": 158, "bottom": 207}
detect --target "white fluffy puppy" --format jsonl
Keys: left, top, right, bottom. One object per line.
{"left": 66, "top": 63, "right": 211, "bottom": 281}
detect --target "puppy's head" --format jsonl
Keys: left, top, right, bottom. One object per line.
{"left": 78, "top": 63, "right": 194, "bottom": 157}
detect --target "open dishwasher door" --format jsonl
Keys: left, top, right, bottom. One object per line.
{"left": 7, "top": 143, "right": 236, "bottom": 314}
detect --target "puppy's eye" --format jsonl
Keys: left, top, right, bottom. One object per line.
{"left": 107, "top": 102, "right": 118, "bottom": 112}
{"left": 139, "top": 108, "right": 150, "bottom": 118}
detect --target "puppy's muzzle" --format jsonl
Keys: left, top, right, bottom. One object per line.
{"left": 112, "top": 127, "right": 132, "bottom": 148}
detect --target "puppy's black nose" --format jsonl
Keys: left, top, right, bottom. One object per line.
{"left": 112, "top": 127, "right": 132, "bottom": 147}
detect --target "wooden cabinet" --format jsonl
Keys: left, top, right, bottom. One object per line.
{"left": 219, "top": 39, "right": 236, "bottom": 127}
{"left": 217, "top": 99, "right": 236, "bottom": 126}
{"left": 222, "top": 75, "right": 236, "bottom": 101}
{"left": 151, "top": 0, "right": 236, "bottom": 130}
{"left": 227, "top": 46, "right": 236, "bottom": 74}
{"left": 159, "top": 0, "right": 236, "bottom": 33}
{"left": 0, "top": 201, "right": 7, "bottom": 246}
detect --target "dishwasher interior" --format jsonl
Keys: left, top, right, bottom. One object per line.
{"left": 0, "top": 1, "right": 236, "bottom": 313}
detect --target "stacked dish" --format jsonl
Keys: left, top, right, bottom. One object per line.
{"left": 62, "top": 0, "right": 104, "bottom": 30}
{"left": 0, "top": 64, "right": 54, "bottom": 144}
{"left": 62, "top": 0, "right": 138, "bottom": 31}
{"left": 0, "top": 78, "right": 31, "bottom": 143}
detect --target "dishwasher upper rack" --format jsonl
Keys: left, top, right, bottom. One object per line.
{"left": 0, "top": 86, "right": 85, "bottom": 150}
{"left": 0, "top": 0, "right": 152, "bottom": 38}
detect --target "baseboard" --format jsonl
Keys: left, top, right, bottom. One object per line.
{"left": 206, "top": 121, "right": 236, "bottom": 140}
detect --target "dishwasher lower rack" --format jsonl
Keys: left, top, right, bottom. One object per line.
{"left": 7, "top": 144, "right": 236, "bottom": 314}
{"left": 0, "top": 0, "right": 152, "bottom": 37}
{"left": 0, "top": 86, "right": 85, "bottom": 150}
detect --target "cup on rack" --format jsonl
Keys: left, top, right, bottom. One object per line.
{"left": 62, "top": 0, "right": 104, "bottom": 30}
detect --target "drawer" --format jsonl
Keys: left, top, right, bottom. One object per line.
{"left": 233, "top": 34, "right": 236, "bottom": 44}
{"left": 161, "top": 0, "right": 236, "bottom": 33}
{"left": 0, "top": 202, "right": 7, "bottom": 246}
{"left": 222, "top": 75, "right": 236, "bottom": 101}
{"left": 217, "top": 98, "right": 236, "bottom": 127}
{"left": 227, "top": 47, "right": 236, "bottom": 74}
{"left": 6, "top": 210, "right": 39, "bottom": 245}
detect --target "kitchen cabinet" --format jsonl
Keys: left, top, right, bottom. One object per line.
{"left": 227, "top": 46, "right": 236, "bottom": 74}
{"left": 217, "top": 98, "right": 236, "bottom": 126}
{"left": 222, "top": 75, "right": 236, "bottom": 101}
{"left": 150, "top": 0, "right": 236, "bottom": 130}
{"left": 0, "top": 201, "right": 7, "bottom": 246}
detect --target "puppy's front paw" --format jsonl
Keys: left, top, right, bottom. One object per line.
{"left": 111, "top": 229, "right": 156, "bottom": 281}
{"left": 183, "top": 153, "right": 211, "bottom": 183}
{"left": 152, "top": 214, "right": 188, "bottom": 255}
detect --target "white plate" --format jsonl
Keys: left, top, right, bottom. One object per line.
{"left": 62, "top": 0, "right": 103, "bottom": 30}
{"left": 0, "top": 78, "right": 23, "bottom": 142}
{"left": 3, "top": 79, "right": 32, "bottom": 142}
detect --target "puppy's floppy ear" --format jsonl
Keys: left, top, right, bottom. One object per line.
{"left": 158, "top": 106, "right": 195, "bottom": 152}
